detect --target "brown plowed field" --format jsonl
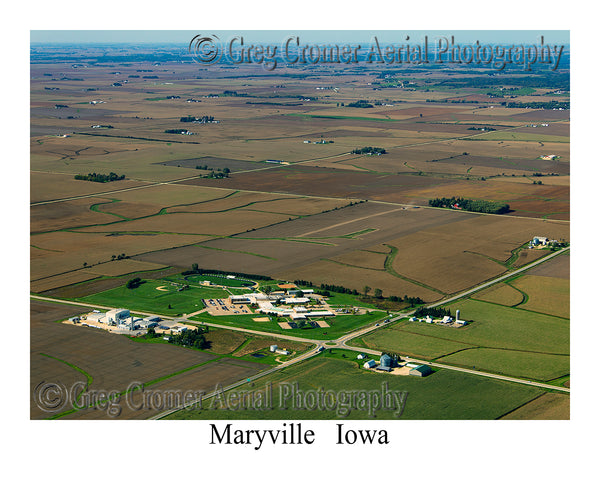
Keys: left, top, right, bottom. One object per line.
{"left": 30, "top": 299, "right": 267, "bottom": 419}
{"left": 180, "top": 165, "right": 569, "bottom": 218}
{"left": 526, "top": 252, "right": 570, "bottom": 279}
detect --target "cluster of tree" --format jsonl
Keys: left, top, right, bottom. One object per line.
{"left": 388, "top": 295, "right": 424, "bottom": 306}
{"left": 74, "top": 172, "right": 125, "bottom": 183}
{"left": 533, "top": 180, "right": 543, "bottom": 185}
{"left": 346, "top": 100, "right": 373, "bottom": 108}
{"left": 200, "top": 170, "right": 229, "bottom": 179}
{"left": 467, "top": 126, "right": 496, "bottom": 131}
{"left": 54, "top": 104, "right": 69, "bottom": 108}
{"left": 184, "top": 265, "right": 271, "bottom": 281}
{"left": 317, "top": 283, "right": 360, "bottom": 296}
{"left": 142, "top": 75, "right": 159, "bottom": 79}
{"left": 126, "top": 277, "right": 145, "bottom": 289}
{"left": 351, "top": 146, "right": 387, "bottom": 155}
{"left": 168, "top": 328, "right": 209, "bottom": 350}
{"left": 144, "top": 327, "right": 161, "bottom": 339}
{"left": 246, "top": 101, "right": 303, "bottom": 106}
{"left": 195, "top": 166, "right": 231, "bottom": 176}
{"left": 429, "top": 196, "right": 510, "bottom": 214}
{"left": 164, "top": 128, "right": 191, "bottom": 134}
{"left": 166, "top": 95, "right": 181, "bottom": 99}
{"left": 414, "top": 306, "right": 451, "bottom": 318}
{"left": 128, "top": 75, "right": 140, "bottom": 78}
{"left": 432, "top": 73, "right": 569, "bottom": 90}
{"left": 503, "top": 101, "right": 569, "bottom": 110}
{"left": 111, "top": 253, "right": 128, "bottom": 261}
{"left": 221, "top": 90, "right": 248, "bottom": 97}
{"left": 180, "top": 115, "right": 215, "bottom": 123}
{"left": 426, "top": 99, "right": 480, "bottom": 104}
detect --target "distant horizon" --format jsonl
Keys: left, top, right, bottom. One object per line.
{"left": 30, "top": 30, "right": 570, "bottom": 46}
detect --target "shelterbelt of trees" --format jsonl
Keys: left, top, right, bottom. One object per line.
{"left": 429, "top": 196, "right": 510, "bottom": 214}
{"left": 74, "top": 172, "right": 125, "bottom": 183}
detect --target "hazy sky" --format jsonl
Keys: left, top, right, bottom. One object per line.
{"left": 30, "top": 30, "right": 569, "bottom": 45}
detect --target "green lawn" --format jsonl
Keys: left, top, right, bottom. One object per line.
{"left": 77, "top": 279, "right": 229, "bottom": 315}
{"left": 180, "top": 273, "right": 256, "bottom": 288}
{"left": 166, "top": 353, "right": 545, "bottom": 420}
{"left": 191, "top": 310, "right": 389, "bottom": 340}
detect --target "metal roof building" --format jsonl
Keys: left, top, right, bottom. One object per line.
{"left": 409, "top": 365, "right": 433, "bottom": 377}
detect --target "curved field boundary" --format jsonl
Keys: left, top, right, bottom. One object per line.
{"left": 383, "top": 244, "right": 445, "bottom": 294}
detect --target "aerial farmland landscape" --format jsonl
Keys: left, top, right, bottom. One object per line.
{"left": 30, "top": 30, "right": 571, "bottom": 425}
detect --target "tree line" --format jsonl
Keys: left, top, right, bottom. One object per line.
{"left": 352, "top": 146, "right": 387, "bottom": 155}
{"left": 429, "top": 196, "right": 510, "bottom": 214}
{"left": 74, "top": 172, "right": 125, "bottom": 183}
{"left": 414, "top": 306, "right": 452, "bottom": 318}
{"left": 145, "top": 326, "right": 209, "bottom": 350}
{"left": 184, "top": 265, "right": 271, "bottom": 281}
{"left": 346, "top": 100, "right": 373, "bottom": 108}
{"left": 180, "top": 115, "right": 216, "bottom": 123}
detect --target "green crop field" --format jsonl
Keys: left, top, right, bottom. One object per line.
{"left": 167, "top": 351, "right": 545, "bottom": 420}
{"left": 435, "top": 348, "right": 570, "bottom": 381}
{"left": 353, "top": 298, "right": 569, "bottom": 380}
{"left": 77, "top": 278, "right": 229, "bottom": 315}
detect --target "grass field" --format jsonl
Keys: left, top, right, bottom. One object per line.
{"left": 77, "top": 278, "right": 229, "bottom": 315}
{"left": 190, "top": 310, "right": 389, "bottom": 340}
{"left": 167, "top": 351, "right": 545, "bottom": 420}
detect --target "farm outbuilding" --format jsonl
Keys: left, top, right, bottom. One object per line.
{"left": 409, "top": 365, "right": 433, "bottom": 377}
{"left": 364, "top": 360, "right": 377, "bottom": 369}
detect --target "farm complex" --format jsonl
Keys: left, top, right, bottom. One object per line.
{"left": 30, "top": 34, "right": 570, "bottom": 422}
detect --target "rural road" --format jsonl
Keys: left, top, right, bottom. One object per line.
{"left": 30, "top": 245, "right": 571, "bottom": 420}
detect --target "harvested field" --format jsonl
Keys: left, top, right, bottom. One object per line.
{"left": 78, "top": 210, "right": 291, "bottom": 236}
{"left": 30, "top": 270, "right": 102, "bottom": 293}
{"left": 329, "top": 249, "right": 387, "bottom": 270}
{"left": 500, "top": 392, "right": 569, "bottom": 420}
{"left": 30, "top": 299, "right": 211, "bottom": 419}
{"left": 511, "top": 275, "right": 570, "bottom": 318}
{"left": 63, "top": 358, "right": 266, "bottom": 420}
{"left": 31, "top": 231, "right": 202, "bottom": 281}
{"left": 527, "top": 252, "right": 570, "bottom": 279}
{"left": 156, "top": 156, "right": 267, "bottom": 172}
{"left": 471, "top": 283, "right": 525, "bottom": 307}
{"left": 278, "top": 260, "right": 440, "bottom": 301}
{"left": 181, "top": 164, "right": 569, "bottom": 218}
{"left": 30, "top": 171, "right": 146, "bottom": 204}
{"left": 166, "top": 191, "right": 289, "bottom": 214}
{"left": 31, "top": 197, "right": 121, "bottom": 233}
{"left": 86, "top": 259, "right": 168, "bottom": 276}
{"left": 511, "top": 248, "right": 549, "bottom": 268}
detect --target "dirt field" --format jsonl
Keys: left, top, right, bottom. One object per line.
{"left": 30, "top": 299, "right": 268, "bottom": 419}
{"left": 512, "top": 275, "right": 570, "bottom": 318}
{"left": 471, "top": 283, "right": 525, "bottom": 307}
{"left": 500, "top": 393, "right": 569, "bottom": 420}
